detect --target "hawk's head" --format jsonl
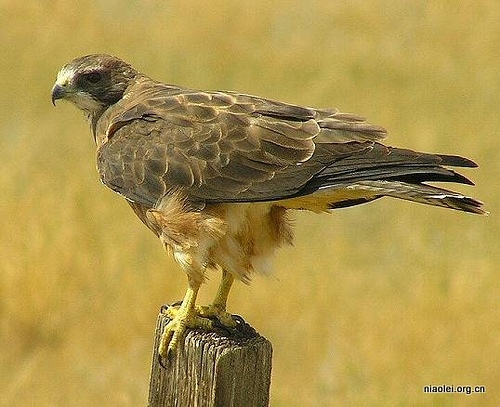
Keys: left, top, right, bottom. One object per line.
{"left": 51, "top": 54, "right": 138, "bottom": 117}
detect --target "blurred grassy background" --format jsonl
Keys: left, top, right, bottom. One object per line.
{"left": 1, "top": 1, "right": 498, "bottom": 405}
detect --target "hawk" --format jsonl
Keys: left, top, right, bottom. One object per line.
{"left": 51, "top": 54, "right": 484, "bottom": 358}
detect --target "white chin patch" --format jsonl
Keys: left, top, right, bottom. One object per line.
{"left": 67, "top": 91, "right": 103, "bottom": 113}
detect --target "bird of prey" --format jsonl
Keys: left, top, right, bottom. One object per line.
{"left": 51, "top": 54, "right": 484, "bottom": 358}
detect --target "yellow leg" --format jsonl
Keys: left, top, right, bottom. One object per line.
{"left": 158, "top": 270, "right": 237, "bottom": 360}
{"left": 158, "top": 280, "right": 212, "bottom": 359}
{"left": 214, "top": 269, "right": 234, "bottom": 310}
{"left": 198, "top": 270, "right": 236, "bottom": 327}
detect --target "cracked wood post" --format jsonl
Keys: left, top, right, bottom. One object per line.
{"left": 147, "top": 307, "right": 273, "bottom": 407}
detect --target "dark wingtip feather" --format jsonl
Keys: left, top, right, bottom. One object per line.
{"left": 439, "top": 154, "right": 478, "bottom": 168}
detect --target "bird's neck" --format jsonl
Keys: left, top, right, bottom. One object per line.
{"left": 88, "top": 107, "right": 108, "bottom": 143}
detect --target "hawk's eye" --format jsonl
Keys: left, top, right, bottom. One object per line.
{"left": 84, "top": 71, "right": 102, "bottom": 84}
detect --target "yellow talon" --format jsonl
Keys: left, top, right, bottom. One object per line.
{"left": 159, "top": 303, "right": 214, "bottom": 359}
{"left": 196, "top": 304, "right": 237, "bottom": 328}
{"left": 158, "top": 270, "right": 238, "bottom": 361}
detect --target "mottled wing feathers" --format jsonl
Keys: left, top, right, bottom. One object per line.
{"left": 96, "top": 79, "right": 385, "bottom": 206}
{"left": 96, "top": 78, "right": 478, "bottom": 212}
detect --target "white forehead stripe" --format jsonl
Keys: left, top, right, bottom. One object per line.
{"left": 54, "top": 64, "right": 105, "bottom": 114}
{"left": 56, "top": 65, "right": 76, "bottom": 86}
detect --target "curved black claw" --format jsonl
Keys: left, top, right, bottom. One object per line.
{"left": 210, "top": 313, "right": 257, "bottom": 339}
{"left": 155, "top": 304, "right": 257, "bottom": 369}
{"left": 160, "top": 301, "right": 182, "bottom": 315}
{"left": 158, "top": 347, "right": 176, "bottom": 369}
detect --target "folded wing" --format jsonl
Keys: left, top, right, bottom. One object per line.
{"left": 96, "top": 80, "right": 484, "bottom": 214}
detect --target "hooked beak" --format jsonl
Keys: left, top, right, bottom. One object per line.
{"left": 51, "top": 84, "right": 66, "bottom": 106}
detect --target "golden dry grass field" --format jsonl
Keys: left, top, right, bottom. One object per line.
{"left": 1, "top": 1, "right": 499, "bottom": 405}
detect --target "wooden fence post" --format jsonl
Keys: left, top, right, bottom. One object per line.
{"left": 147, "top": 307, "right": 273, "bottom": 407}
